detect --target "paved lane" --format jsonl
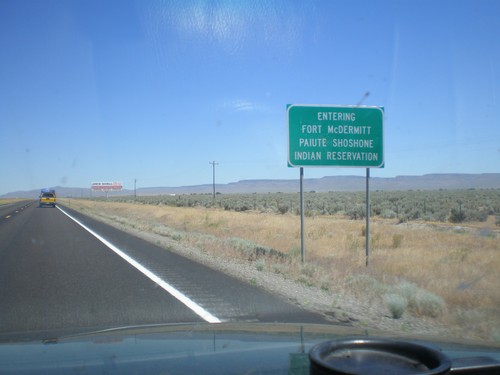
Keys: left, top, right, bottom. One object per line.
{"left": 0, "top": 203, "right": 202, "bottom": 338}
{"left": 0, "top": 203, "right": 327, "bottom": 339}
{"left": 0, "top": 200, "right": 33, "bottom": 224}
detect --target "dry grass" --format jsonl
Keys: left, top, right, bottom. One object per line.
{"left": 61, "top": 198, "right": 500, "bottom": 341}
{"left": 0, "top": 199, "right": 25, "bottom": 206}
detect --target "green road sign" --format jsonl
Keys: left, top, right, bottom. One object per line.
{"left": 288, "top": 105, "right": 384, "bottom": 168}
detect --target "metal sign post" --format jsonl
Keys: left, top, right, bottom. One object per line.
{"left": 300, "top": 167, "right": 305, "bottom": 264}
{"left": 366, "top": 168, "right": 370, "bottom": 267}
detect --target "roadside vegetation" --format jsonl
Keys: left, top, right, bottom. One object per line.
{"left": 60, "top": 190, "right": 500, "bottom": 342}
{"left": 0, "top": 199, "right": 26, "bottom": 206}
{"left": 104, "top": 189, "right": 500, "bottom": 224}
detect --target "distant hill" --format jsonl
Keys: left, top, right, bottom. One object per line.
{"left": 2, "top": 173, "right": 499, "bottom": 198}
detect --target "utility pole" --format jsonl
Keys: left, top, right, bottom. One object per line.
{"left": 209, "top": 161, "right": 218, "bottom": 202}
{"left": 134, "top": 178, "right": 137, "bottom": 199}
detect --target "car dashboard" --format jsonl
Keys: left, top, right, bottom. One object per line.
{"left": 1, "top": 323, "right": 499, "bottom": 374}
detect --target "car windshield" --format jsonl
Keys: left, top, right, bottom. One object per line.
{"left": 0, "top": 0, "right": 499, "bottom": 350}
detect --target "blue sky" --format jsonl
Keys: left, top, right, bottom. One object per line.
{"left": 1, "top": 0, "right": 499, "bottom": 195}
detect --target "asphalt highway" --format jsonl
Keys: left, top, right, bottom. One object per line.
{"left": 0, "top": 202, "right": 327, "bottom": 339}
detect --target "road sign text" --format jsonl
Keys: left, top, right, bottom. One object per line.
{"left": 288, "top": 105, "right": 383, "bottom": 168}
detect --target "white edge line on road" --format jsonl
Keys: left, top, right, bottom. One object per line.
{"left": 56, "top": 206, "right": 221, "bottom": 324}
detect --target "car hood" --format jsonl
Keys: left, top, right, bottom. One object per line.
{"left": 0, "top": 323, "right": 499, "bottom": 374}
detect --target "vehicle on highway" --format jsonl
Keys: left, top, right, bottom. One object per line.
{"left": 39, "top": 189, "right": 56, "bottom": 208}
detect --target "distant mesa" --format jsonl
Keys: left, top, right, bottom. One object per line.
{"left": 1, "top": 173, "right": 499, "bottom": 198}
